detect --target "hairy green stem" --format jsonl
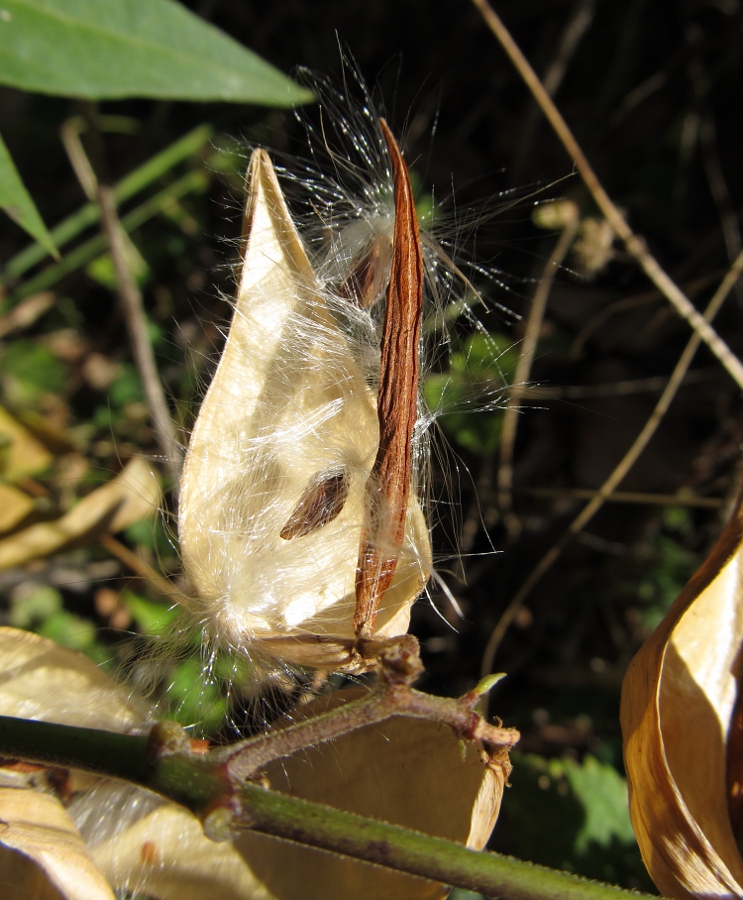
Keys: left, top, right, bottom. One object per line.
{"left": 0, "top": 715, "right": 657, "bottom": 900}
{"left": 222, "top": 682, "right": 516, "bottom": 782}
{"left": 241, "top": 782, "right": 656, "bottom": 900}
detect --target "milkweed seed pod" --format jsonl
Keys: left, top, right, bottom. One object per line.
{"left": 178, "top": 101, "right": 432, "bottom": 670}
{"left": 621, "top": 486, "right": 743, "bottom": 898}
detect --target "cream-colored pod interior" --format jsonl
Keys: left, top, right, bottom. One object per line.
{"left": 235, "top": 688, "right": 505, "bottom": 900}
{"left": 178, "top": 149, "right": 431, "bottom": 668}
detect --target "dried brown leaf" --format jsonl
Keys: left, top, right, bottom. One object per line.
{"left": 621, "top": 490, "right": 743, "bottom": 897}
{"left": 0, "top": 629, "right": 271, "bottom": 899}
{"left": 0, "top": 483, "right": 35, "bottom": 534}
{"left": 0, "top": 777, "right": 115, "bottom": 900}
{"left": 69, "top": 783, "right": 276, "bottom": 900}
{"left": 0, "top": 406, "right": 53, "bottom": 481}
{"left": 0, "top": 627, "right": 149, "bottom": 730}
{"left": 0, "top": 457, "right": 159, "bottom": 570}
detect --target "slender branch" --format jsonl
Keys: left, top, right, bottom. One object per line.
{"left": 82, "top": 105, "right": 183, "bottom": 489}
{"left": 95, "top": 180, "right": 183, "bottom": 488}
{"left": 498, "top": 216, "right": 579, "bottom": 535}
{"left": 512, "top": 0, "right": 596, "bottom": 181}
{"left": 2, "top": 125, "right": 212, "bottom": 289}
{"left": 222, "top": 640, "right": 516, "bottom": 781}
{"left": 686, "top": 24, "right": 742, "bottom": 305}
{"left": 482, "top": 246, "right": 743, "bottom": 675}
{"left": 8, "top": 169, "right": 209, "bottom": 305}
{"left": 98, "top": 532, "right": 191, "bottom": 604}
{"left": 469, "top": 0, "right": 743, "bottom": 390}
{"left": 222, "top": 681, "right": 517, "bottom": 783}
{"left": 517, "top": 486, "right": 723, "bottom": 509}
{"left": 0, "top": 715, "right": 656, "bottom": 900}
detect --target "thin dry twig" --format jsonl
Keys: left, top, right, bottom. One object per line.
{"left": 498, "top": 215, "right": 579, "bottom": 536}
{"left": 512, "top": 0, "right": 596, "bottom": 181}
{"left": 570, "top": 272, "right": 721, "bottom": 358}
{"left": 517, "top": 486, "right": 724, "bottom": 509}
{"left": 522, "top": 368, "right": 712, "bottom": 400}
{"left": 481, "top": 246, "right": 743, "bottom": 676}
{"left": 686, "top": 24, "right": 743, "bottom": 306}
{"left": 80, "top": 105, "right": 183, "bottom": 490}
{"left": 469, "top": 0, "right": 743, "bottom": 390}
{"left": 98, "top": 532, "right": 190, "bottom": 604}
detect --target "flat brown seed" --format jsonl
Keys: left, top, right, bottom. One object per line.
{"left": 338, "top": 237, "right": 389, "bottom": 309}
{"left": 280, "top": 469, "right": 351, "bottom": 540}
{"left": 353, "top": 119, "right": 424, "bottom": 637}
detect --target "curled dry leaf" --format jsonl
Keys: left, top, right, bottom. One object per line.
{"left": 0, "top": 457, "right": 159, "bottom": 570}
{"left": 0, "top": 626, "right": 149, "bottom": 730}
{"left": 0, "top": 628, "right": 264, "bottom": 900}
{"left": 0, "top": 629, "right": 145, "bottom": 900}
{"left": 179, "top": 146, "right": 431, "bottom": 669}
{"left": 69, "top": 783, "right": 275, "bottom": 900}
{"left": 0, "top": 482, "right": 35, "bottom": 534}
{"left": 0, "top": 406, "right": 53, "bottom": 481}
{"left": 236, "top": 687, "right": 506, "bottom": 900}
{"left": 621, "top": 488, "right": 743, "bottom": 897}
{"left": 0, "top": 770, "right": 115, "bottom": 900}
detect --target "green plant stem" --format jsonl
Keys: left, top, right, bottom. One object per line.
{"left": 6, "top": 168, "right": 209, "bottom": 304}
{"left": 0, "top": 715, "right": 657, "bottom": 900}
{"left": 0, "top": 715, "right": 151, "bottom": 783}
{"left": 1, "top": 124, "right": 213, "bottom": 289}
{"left": 241, "top": 782, "right": 652, "bottom": 900}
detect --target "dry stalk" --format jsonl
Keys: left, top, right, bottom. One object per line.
{"left": 482, "top": 246, "right": 743, "bottom": 676}
{"left": 220, "top": 636, "right": 518, "bottom": 785}
{"left": 80, "top": 105, "right": 183, "bottom": 489}
{"left": 469, "top": 0, "right": 743, "bottom": 391}
{"left": 498, "top": 216, "right": 579, "bottom": 536}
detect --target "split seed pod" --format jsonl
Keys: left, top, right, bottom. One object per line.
{"left": 178, "top": 123, "right": 431, "bottom": 669}
{"left": 621, "top": 486, "right": 743, "bottom": 897}
{"left": 235, "top": 687, "right": 507, "bottom": 900}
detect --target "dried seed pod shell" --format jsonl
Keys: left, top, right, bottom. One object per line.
{"left": 235, "top": 687, "right": 506, "bottom": 900}
{"left": 621, "top": 490, "right": 743, "bottom": 898}
{"left": 178, "top": 148, "right": 431, "bottom": 669}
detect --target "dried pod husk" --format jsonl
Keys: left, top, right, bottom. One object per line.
{"left": 0, "top": 458, "right": 159, "bottom": 571}
{"left": 0, "top": 770, "right": 116, "bottom": 900}
{"left": 70, "top": 783, "right": 274, "bottom": 900}
{"left": 178, "top": 147, "right": 431, "bottom": 670}
{"left": 621, "top": 490, "right": 743, "bottom": 897}
{"left": 236, "top": 687, "right": 507, "bottom": 900}
{"left": 0, "top": 628, "right": 148, "bottom": 900}
{"left": 0, "top": 628, "right": 270, "bottom": 899}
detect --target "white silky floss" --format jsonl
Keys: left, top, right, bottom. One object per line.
{"left": 178, "top": 112, "right": 432, "bottom": 670}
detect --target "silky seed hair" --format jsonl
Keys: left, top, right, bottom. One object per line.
{"left": 280, "top": 61, "right": 516, "bottom": 547}
{"left": 146, "top": 60, "right": 518, "bottom": 736}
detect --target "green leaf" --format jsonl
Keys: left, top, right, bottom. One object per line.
{"left": 0, "top": 0, "right": 314, "bottom": 105}
{"left": 122, "top": 590, "right": 178, "bottom": 635}
{"left": 0, "top": 131, "right": 57, "bottom": 254}
{"left": 561, "top": 755, "right": 636, "bottom": 854}
{"left": 0, "top": 339, "right": 68, "bottom": 406}
{"left": 492, "top": 752, "right": 652, "bottom": 888}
